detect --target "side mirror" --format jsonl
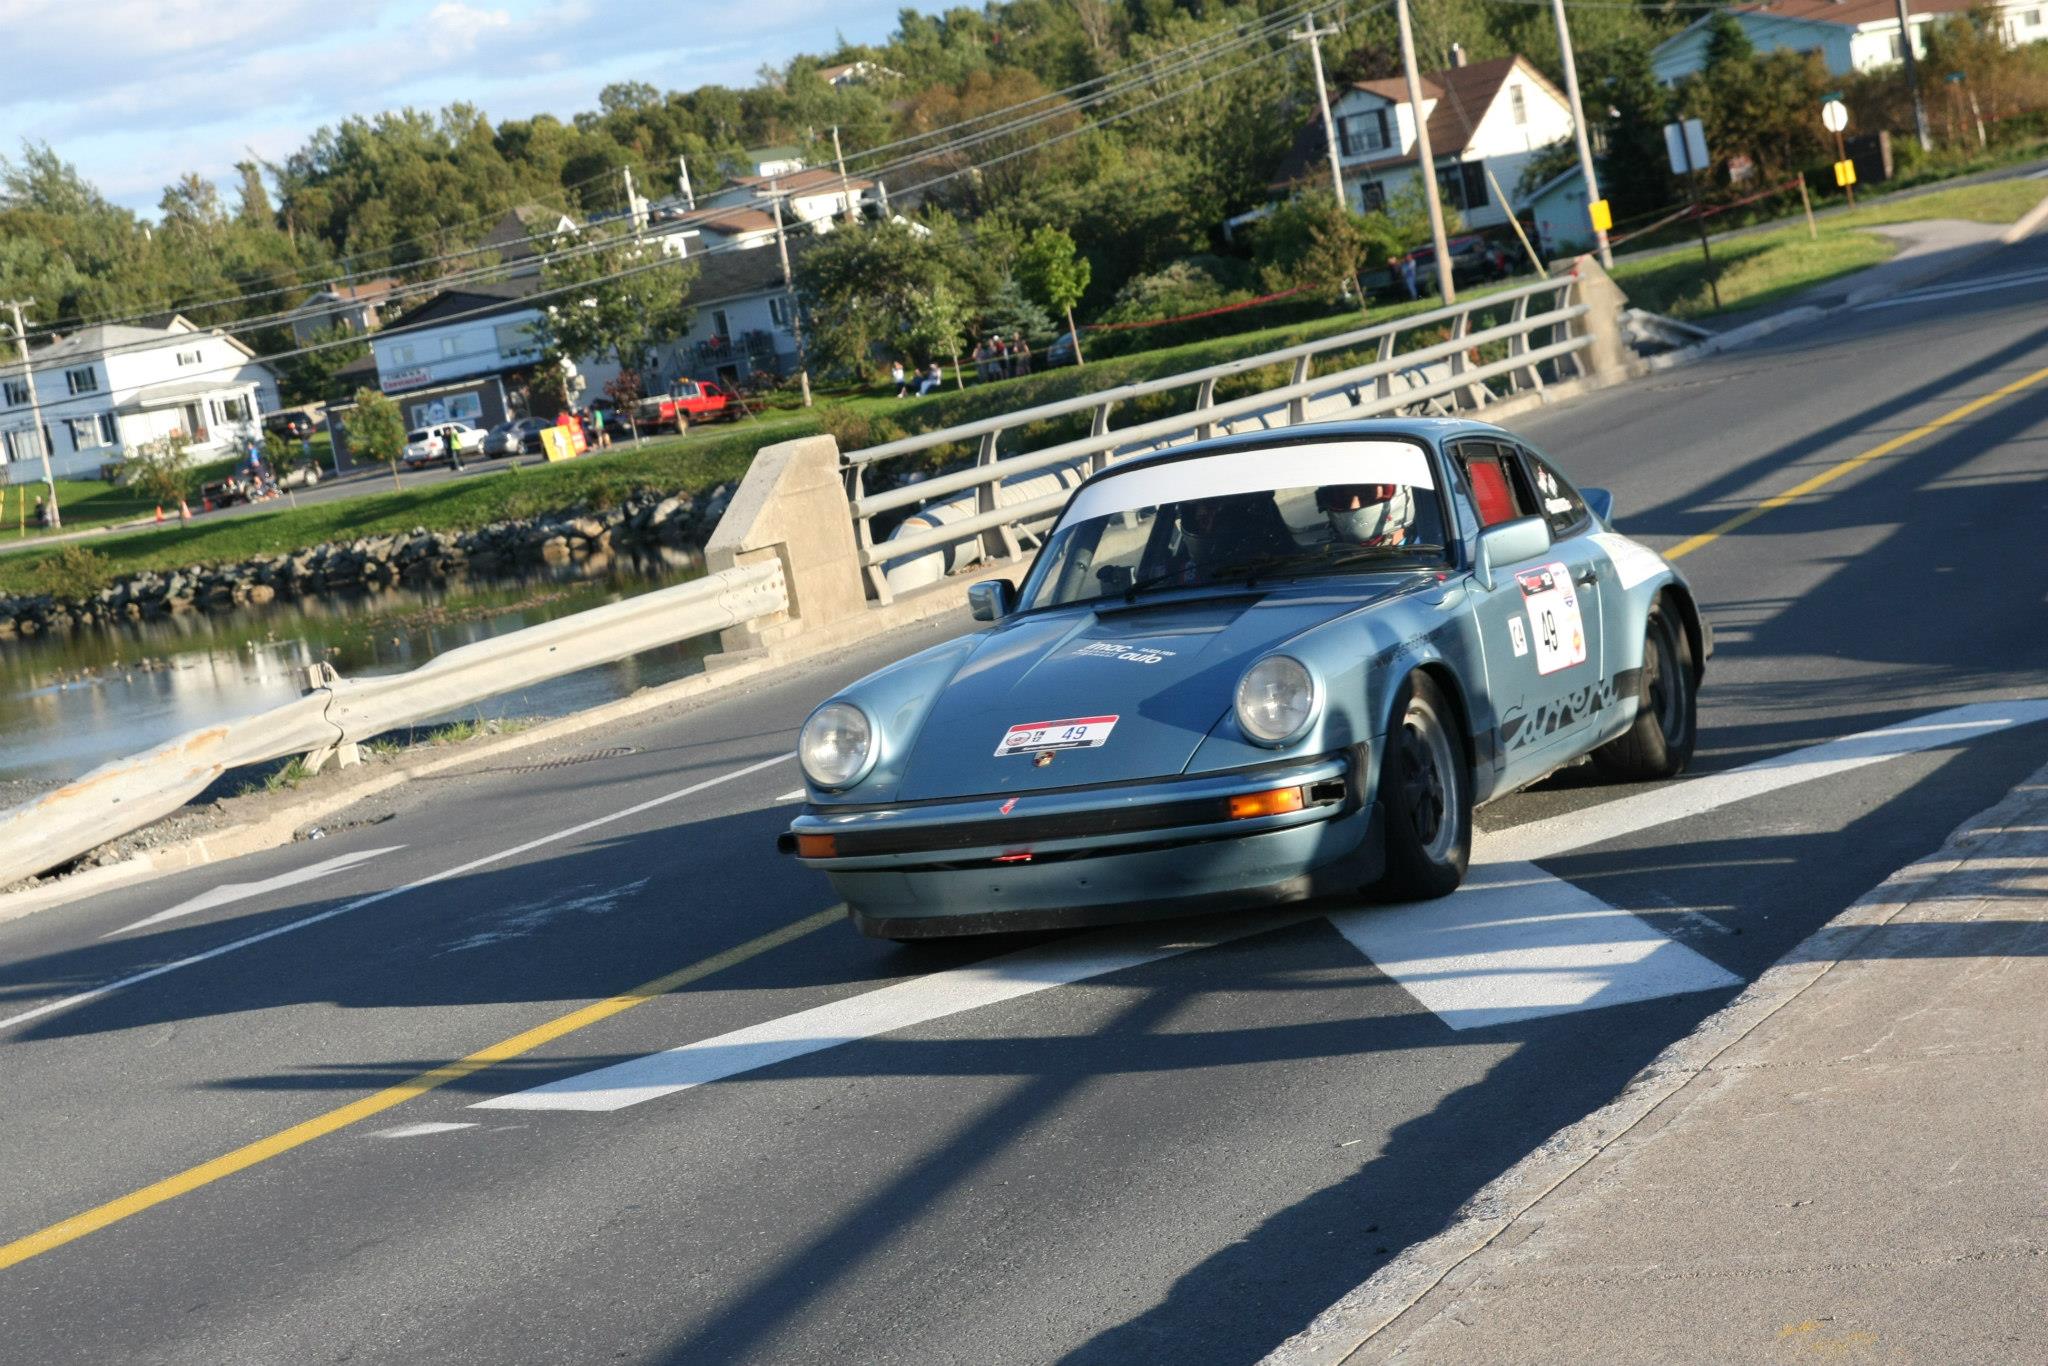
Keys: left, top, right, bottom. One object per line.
{"left": 1583, "top": 487, "right": 1614, "bottom": 525}
{"left": 1473, "top": 516, "right": 1552, "bottom": 591}
{"left": 968, "top": 578, "right": 1018, "bottom": 622}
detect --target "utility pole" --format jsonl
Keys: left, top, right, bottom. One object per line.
{"left": 1396, "top": 0, "right": 1454, "bottom": 304}
{"left": 3, "top": 300, "right": 58, "bottom": 528}
{"left": 622, "top": 166, "right": 646, "bottom": 236}
{"left": 1895, "top": 0, "right": 1933, "bottom": 152}
{"left": 1291, "top": 14, "right": 1349, "bottom": 212}
{"left": 767, "top": 184, "right": 813, "bottom": 408}
{"left": 677, "top": 155, "right": 696, "bottom": 211}
{"left": 1550, "top": 0, "right": 1612, "bottom": 268}
{"left": 831, "top": 125, "right": 859, "bottom": 225}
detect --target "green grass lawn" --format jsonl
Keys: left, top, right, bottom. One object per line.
{"left": 0, "top": 456, "right": 241, "bottom": 543}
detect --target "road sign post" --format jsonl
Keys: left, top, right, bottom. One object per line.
{"left": 1664, "top": 118, "right": 1720, "bottom": 310}
{"left": 1822, "top": 99, "right": 1855, "bottom": 207}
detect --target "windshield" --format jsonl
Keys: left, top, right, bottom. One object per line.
{"left": 1018, "top": 439, "right": 1444, "bottom": 611}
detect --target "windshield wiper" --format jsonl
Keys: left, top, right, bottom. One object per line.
{"left": 1206, "top": 553, "right": 1311, "bottom": 586}
{"left": 1325, "top": 543, "right": 1445, "bottom": 569}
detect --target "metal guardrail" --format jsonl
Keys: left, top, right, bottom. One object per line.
{"left": 844, "top": 274, "right": 1590, "bottom": 602}
{"left": 0, "top": 560, "right": 788, "bottom": 889}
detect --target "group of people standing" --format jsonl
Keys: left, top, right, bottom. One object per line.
{"left": 971, "top": 333, "right": 1032, "bottom": 383}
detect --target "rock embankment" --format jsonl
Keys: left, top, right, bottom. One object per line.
{"left": 0, "top": 484, "right": 733, "bottom": 639}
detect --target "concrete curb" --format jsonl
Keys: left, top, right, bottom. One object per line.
{"left": 1260, "top": 755, "right": 2048, "bottom": 1366}
{"left": 2002, "top": 189, "right": 2048, "bottom": 243}
{"left": 0, "top": 564, "right": 1002, "bottom": 927}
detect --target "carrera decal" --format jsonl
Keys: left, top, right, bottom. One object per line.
{"left": 997, "top": 715, "right": 1118, "bottom": 756}
{"left": 1073, "top": 641, "right": 1178, "bottom": 665}
{"left": 1506, "top": 676, "right": 1622, "bottom": 752}
{"left": 1507, "top": 617, "right": 1529, "bottom": 657}
{"left": 1588, "top": 532, "right": 1667, "bottom": 592}
{"left": 1515, "top": 562, "right": 1587, "bottom": 676}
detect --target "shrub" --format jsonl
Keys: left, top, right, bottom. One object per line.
{"left": 29, "top": 545, "right": 114, "bottom": 600}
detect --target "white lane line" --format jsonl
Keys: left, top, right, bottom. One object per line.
{"left": 108, "top": 847, "right": 404, "bottom": 937}
{"left": 471, "top": 913, "right": 1311, "bottom": 1112}
{"left": 775, "top": 790, "right": 806, "bottom": 802}
{"left": 1327, "top": 863, "right": 1739, "bottom": 1031}
{"left": 1482, "top": 700, "right": 2048, "bottom": 867}
{"left": 372, "top": 1121, "right": 478, "bottom": 1139}
{"left": 0, "top": 751, "right": 795, "bottom": 1036}
{"left": 476, "top": 698, "right": 2048, "bottom": 1108}
{"left": 1854, "top": 268, "right": 2048, "bottom": 311}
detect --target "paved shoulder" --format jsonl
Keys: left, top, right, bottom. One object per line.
{"left": 1275, "top": 759, "right": 2048, "bottom": 1365}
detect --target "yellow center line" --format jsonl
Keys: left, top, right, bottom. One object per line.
{"left": 1666, "top": 362, "right": 2048, "bottom": 560}
{"left": 0, "top": 905, "right": 844, "bottom": 1273}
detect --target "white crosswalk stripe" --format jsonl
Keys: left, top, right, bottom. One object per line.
{"left": 473, "top": 699, "right": 2048, "bottom": 1111}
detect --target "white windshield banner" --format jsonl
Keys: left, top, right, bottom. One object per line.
{"left": 1059, "top": 441, "right": 1436, "bottom": 528}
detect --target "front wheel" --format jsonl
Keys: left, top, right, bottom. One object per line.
{"left": 1592, "top": 604, "right": 1697, "bottom": 781}
{"left": 1377, "top": 674, "right": 1471, "bottom": 901}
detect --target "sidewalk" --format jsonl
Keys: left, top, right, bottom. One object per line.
{"left": 1290, "top": 758, "right": 2048, "bottom": 1365}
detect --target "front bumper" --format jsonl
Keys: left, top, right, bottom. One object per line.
{"left": 780, "top": 752, "right": 1384, "bottom": 938}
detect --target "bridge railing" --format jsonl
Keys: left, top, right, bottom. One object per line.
{"left": 843, "top": 273, "right": 1591, "bottom": 602}
{"left": 0, "top": 559, "right": 788, "bottom": 889}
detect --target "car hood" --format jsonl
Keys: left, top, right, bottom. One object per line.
{"left": 892, "top": 582, "right": 1413, "bottom": 800}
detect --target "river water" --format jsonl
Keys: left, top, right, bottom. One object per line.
{"left": 0, "top": 551, "right": 719, "bottom": 788}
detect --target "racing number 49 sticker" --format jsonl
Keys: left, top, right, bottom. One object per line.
{"left": 997, "top": 715, "right": 1118, "bottom": 756}
{"left": 1515, "top": 563, "right": 1587, "bottom": 676}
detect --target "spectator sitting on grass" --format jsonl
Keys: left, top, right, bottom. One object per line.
{"left": 916, "top": 361, "right": 943, "bottom": 397}
{"left": 891, "top": 359, "right": 907, "bottom": 397}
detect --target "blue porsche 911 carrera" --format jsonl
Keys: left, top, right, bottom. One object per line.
{"left": 781, "top": 419, "right": 1709, "bottom": 939}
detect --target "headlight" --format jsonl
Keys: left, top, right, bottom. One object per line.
{"left": 1235, "top": 655, "right": 1319, "bottom": 747}
{"left": 799, "top": 701, "right": 874, "bottom": 789}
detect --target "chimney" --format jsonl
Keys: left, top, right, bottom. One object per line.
{"left": 1450, "top": 42, "right": 1468, "bottom": 67}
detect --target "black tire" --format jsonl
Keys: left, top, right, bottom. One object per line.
{"left": 1593, "top": 604, "right": 1697, "bottom": 781}
{"left": 1378, "top": 673, "right": 1472, "bottom": 901}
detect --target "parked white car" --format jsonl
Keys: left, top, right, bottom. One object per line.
{"left": 402, "top": 422, "right": 486, "bottom": 468}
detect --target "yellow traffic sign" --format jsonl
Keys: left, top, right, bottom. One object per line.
{"left": 1588, "top": 198, "right": 1613, "bottom": 233}
{"left": 1834, "top": 158, "right": 1858, "bottom": 188}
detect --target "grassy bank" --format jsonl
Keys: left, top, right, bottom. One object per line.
{"left": 1611, "top": 178, "right": 2044, "bottom": 319}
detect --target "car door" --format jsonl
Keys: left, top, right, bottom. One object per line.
{"left": 1505, "top": 440, "right": 1610, "bottom": 751}
{"left": 1448, "top": 437, "right": 1598, "bottom": 785}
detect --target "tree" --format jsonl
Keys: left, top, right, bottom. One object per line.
{"left": 233, "top": 161, "right": 273, "bottom": 228}
{"left": 1253, "top": 195, "right": 1398, "bottom": 314}
{"left": 798, "top": 219, "right": 969, "bottom": 379}
{"left": 343, "top": 388, "right": 408, "bottom": 489}
{"left": 1016, "top": 225, "right": 1092, "bottom": 365}
{"left": 119, "top": 433, "right": 196, "bottom": 509}
{"left": 532, "top": 228, "right": 698, "bottom": 398}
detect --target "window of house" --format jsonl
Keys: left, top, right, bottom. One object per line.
{"left": 1889, "top": 32, "right": 1904, "bottom": 59}
{"left": 2, "top": 378, "right": 26, "bottom": 407}
{"left": 2027, "top": 7, "right": 2042, "bottom": 24}
{"left": 99, "top": 413, "right": 118, "bottom": 445}
{"left": 440, "top": 335, "right": 461, "bottom": 357}
{"left": 769, "top": 296, "right": 792, "bottom": 327}
{"left": 176, "top": 349, "right": 201, "bottom": 366}
{"left": 221, "top": 395, "right": 250, "bottom": 423}
{"left": 1357, "top": 180, "right": 1387, "bottom": 212}
{"left": 389, "top": 343, "right": 416, "bottom": 366}
{"left": 65, "top": 366, "right": 99, "bottom": 396}
{"left": 1438, "top": 162, "right": 1489, "bottom": 211}
{"left": 64, "top": 416, "right": 103, "bottom": 450}
{"left": 1338, "top": 110, "right": 1391, "bottom": 158}
{"left": 712, "top": 309, "right": 732, "bottom": 338}
{"left": 1510, "top": 86, "right": 1527, "bottom": 125}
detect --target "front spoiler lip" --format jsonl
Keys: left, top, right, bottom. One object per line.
{"left": 780, "top": 753, "right": 1355, "bottom": 869}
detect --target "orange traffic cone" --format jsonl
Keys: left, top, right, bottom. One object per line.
{"left": 155, "top": 505, "right": 164, "bottom": 523}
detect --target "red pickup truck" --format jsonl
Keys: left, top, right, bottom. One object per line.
{"left": 638, "top": 379, "right": 733, "bottom": 432}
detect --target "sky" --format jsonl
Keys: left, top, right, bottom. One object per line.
{"left": 0, "top": 0, "right": 948, "bottom": 215}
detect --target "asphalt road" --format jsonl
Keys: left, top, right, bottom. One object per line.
{"left": 2, "top": 231, "right": 2046, "bottom": 1365}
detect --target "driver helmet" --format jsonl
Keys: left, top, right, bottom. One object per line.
{"left": 1316, "top": 483, "right": 1413, "bottom": 547}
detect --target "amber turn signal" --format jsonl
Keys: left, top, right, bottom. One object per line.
{"left": 795, "top": 833, "right": 838, "bottom": 858}
{"left": 1227, "top": 786, "right": 1306, "bottom": 820}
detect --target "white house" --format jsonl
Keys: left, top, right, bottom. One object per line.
{"left": 362, "top": 280, "right": 546, "bottom": 434}
{"left": 814, "top": 60, "right": 900, "bottom": 87}
{"left": 1286, "top": 55, "right": 1578, "bottom": 234}
{"left": 690, "top": 167, "right": 880, "bottom": 252}
{"left": 646, "top": 243, "right": 808, "bottom": 388}
{"left": 0, "top": 316, "right": 279, "bottom": 484}
{"left": 1651, "top": 0, "right": 2043, "bottom": 81}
